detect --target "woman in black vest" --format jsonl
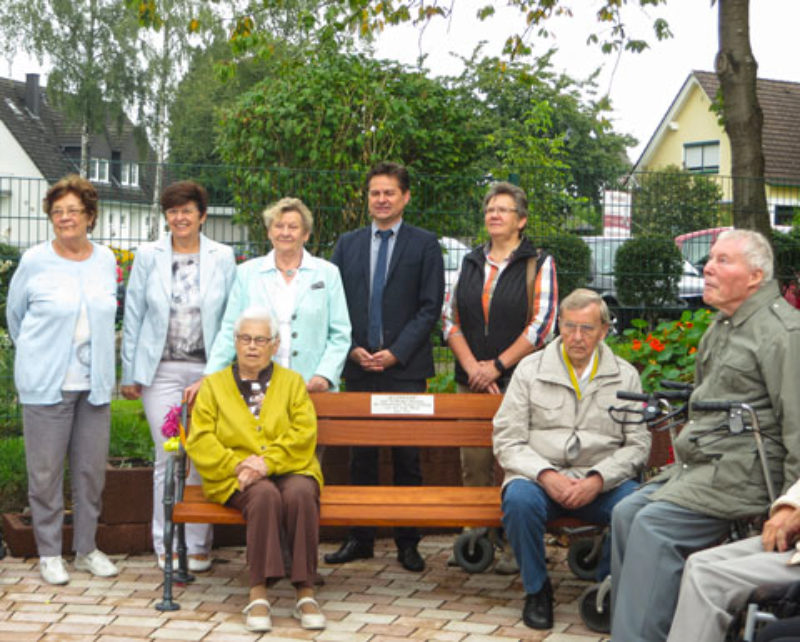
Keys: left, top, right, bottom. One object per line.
{"left": 442, "top": 181, "right": 558, "bottom": 572}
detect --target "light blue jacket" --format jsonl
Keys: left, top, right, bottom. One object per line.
{"left": 205, "top": 250, "right": 351, "bottom": 389}
{"left": 6, "top": 241, "right": 117, "bottom": 405}
{"left": 121, "top": 234, "right": 236, "bottom": 386}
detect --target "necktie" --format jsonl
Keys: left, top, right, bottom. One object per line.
{"left": 368, "top": 229, "right": 393, "bottom": 349}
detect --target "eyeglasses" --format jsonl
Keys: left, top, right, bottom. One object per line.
{"left": 235, "top": 334, "right": 275, "bottom": 346}
{"left": 485, "top": 206, "right": 517, "bottom": 216}
{"left": 561, "top": 322, "right": 599, "bottom": 335}
{"left": 51, "top": 208, "right": 85, "bottom": 219}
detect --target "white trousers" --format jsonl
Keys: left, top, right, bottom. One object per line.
{"left": 141, "top": 360, "right": 212, "bottom": 556}
{"left": 667, "top": 535, "right": 799, "bottom": 642}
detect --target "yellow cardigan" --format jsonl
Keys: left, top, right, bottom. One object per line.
{"left": 185, "top": 363, "right": 323, "bottom": 505}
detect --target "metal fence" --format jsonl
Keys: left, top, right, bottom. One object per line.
{"left": 1, "top": 166, "right": 798, "bottom": 431}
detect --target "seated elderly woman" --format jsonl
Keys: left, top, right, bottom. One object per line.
{"left": 185, "top": 306, "right": 324, "bottom": 632}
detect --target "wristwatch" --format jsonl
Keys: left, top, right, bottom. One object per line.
{"left": 494, "top": 357, "right": 507, "bottom": 375}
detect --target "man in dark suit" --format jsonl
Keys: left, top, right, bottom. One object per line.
{"left": 325, "top": 161, "right": 445, "bottom": 572}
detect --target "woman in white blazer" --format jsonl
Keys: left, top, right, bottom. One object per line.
{"left": 120, "top": 181, "right": 236, "bottom": 571}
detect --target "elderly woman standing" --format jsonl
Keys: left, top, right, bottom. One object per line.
{"left": 187, "top": 307, "right": 325, "bottom": 632}
{"left": 205, "top": 197, "right": 350, "bottom": 391}
{"left": 6, "top": 175, "right": 119, "bottom": 585}
{"left": 442, "top": 181, "right": 558, "bottom": 572}
{"left": 121, "top": 180, "right": 236, "bottom": 571}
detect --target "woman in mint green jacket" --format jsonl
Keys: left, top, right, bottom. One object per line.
{"left": 205, "top": 197, "right": 350, "bottom": 392}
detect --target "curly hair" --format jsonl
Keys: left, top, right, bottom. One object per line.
{"left": 43, "top": 174, "right": 99, "bottom": 232}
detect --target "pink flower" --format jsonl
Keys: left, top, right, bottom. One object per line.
{"left": 161, "top": 404, "right": 182, "bottom": 438}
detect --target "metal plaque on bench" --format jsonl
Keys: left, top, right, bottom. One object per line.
{"left": 370, "top": 394, "right": 434, "bottom": 415}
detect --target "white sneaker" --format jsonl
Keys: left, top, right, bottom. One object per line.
{"left": 188, "top": 554, "right": 212, "bottom": 572}
{"left": 74, "top": 549, "right": 119, "bottom": 577}
{"left": 40, "top": 556, "right": 70, "bottom": 585}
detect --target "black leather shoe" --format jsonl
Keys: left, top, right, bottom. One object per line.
{"left": 522, "top": 578, "right": 553, "bottom": 630}
{"left": 324, "top": 539, "right": 374, "bottom": 564}
{"left": 397, "top": 546, "right": 425, "bottom": 572}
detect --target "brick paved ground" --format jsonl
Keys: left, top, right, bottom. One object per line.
{"left": 0, "top": 535, "right": 611, "bottom": 641}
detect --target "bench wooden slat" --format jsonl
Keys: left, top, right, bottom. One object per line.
{"left": 309, "top": 391, "right": 501, "bottom": 419}
{"left": 176, "top": 484, "right": 503, "bottom": 528}
{"left": 317, "top": 419, "right": 493, "bottom": 447}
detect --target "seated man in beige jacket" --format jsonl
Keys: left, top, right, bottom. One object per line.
{"left": 493, "top": 288, "right": 650, "bottom": 630}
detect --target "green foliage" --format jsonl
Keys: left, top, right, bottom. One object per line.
{"left": 772, "top": 228, "right": 800, "bottom": 291}
{"left": 0, "top": 329, "right": 19, "bottom": 438}
{"left": 0, "top": 242, "right": 21, "bottom": 331}
{"left": 427, "top": 371, "right": 456, "bottom": 393}
{"left": 615, "top": 236, "right": 683, "bottom": 308}
{"left": 632, "top": 166, "right": 723, "bottom": 237}
{"left": 0, "top": 435, "right": 26, "bottom": 513}
{"left": 216, "top": 50, "right": 486, "bottom": 253}
{"left": 109, "top": 399, "right": 154, "bottom": 464}
{"left": 536, "top": 234, "right": 591, "bottom": 300}
{"left": 607, "top": 308, "right": 713, "bottom": 392}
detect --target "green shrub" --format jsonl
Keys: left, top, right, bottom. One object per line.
{"left": 109, "top": 399, "right": 154, "bottom": 464}
{"left": 0, "top": 242, "right": 21, "bottom": 331}
{"left": 615, "top": 237, "right": 683, "bottom": 308}
{"left": 772, "top": 229, "right": 800, "bottom": 292}
{"left": 0, "top": 436, "right": 27, "bottom": 513}
{"left": 536, "top": 234, "right": 591, "bottom": 300}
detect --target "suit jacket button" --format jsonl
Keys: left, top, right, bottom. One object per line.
{"left": 292, "top": 350, "right": 298, "bottom": 356}
{"left": 292, "top": 332, "right": 298, "bottom": 338}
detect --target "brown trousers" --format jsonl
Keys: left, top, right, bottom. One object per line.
{"left": 227, "top": 474, "right": 320, "bottom": 589}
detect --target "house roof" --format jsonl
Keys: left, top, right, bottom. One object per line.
{"left": 0, "top": 75, "right": 154, "bottom": 202}
{"left": 0, "top": 77, "right": 73, "bottom": 180}
{"left": 634, "top": 70, "right": 800, "bottom": 184}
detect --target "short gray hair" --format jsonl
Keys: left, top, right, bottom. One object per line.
{"left": 716, "top": 229, "right": 773, "bottom": 283}
{"left": 261, "top": 197, "right": 313, "bottom": 233}
{"left": 559, "top": 288, "right": 611, "bottom": 325}
{"left": 482, "top": 182, "right": 529, "bottom": 221}
{"left": 234, "top": 306, "right": 278, "bottom": 337}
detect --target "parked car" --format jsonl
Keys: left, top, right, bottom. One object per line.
{"left": 582, "top": 236, "right": 705, "bottom": 330}
{"left": 439, "top": 236, "right": 471, "bottom": 297}
{"left": 675, "top": 225, "right": 791, "bottom": 271}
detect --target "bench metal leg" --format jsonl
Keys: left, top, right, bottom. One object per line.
{"left": 156, "top": 454, "right": 186, "bottom": 611}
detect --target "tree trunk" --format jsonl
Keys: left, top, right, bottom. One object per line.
{"left": 149, "top": 21, "right": 170, "bottom": 242}
{"left": 715, "top": 0, "right": 770, "bottom": 236}
{"left": 80, "top": 117, "right": 90, "bottom": 179}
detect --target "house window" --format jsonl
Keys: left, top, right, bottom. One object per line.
{"left": 775, "top": 205, "right": 799, "bottom": 226}
{"left": 89, "top": 159, "right": 110, "bottom": 183}
{"left": 684, "top": 142, "right": 720, "bottom": 173}
{"left": 120, "top": 162, "right": 139, "bottom": 187}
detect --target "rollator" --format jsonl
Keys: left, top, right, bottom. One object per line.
{"left": 578, "top": 380, "right": 693, "bottom": 633}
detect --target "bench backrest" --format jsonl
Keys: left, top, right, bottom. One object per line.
{"left": 308, "top": 392, "right": 501, "bottom": 448}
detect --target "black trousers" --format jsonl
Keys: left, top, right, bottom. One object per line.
{"left": 345, "top": 373, "right": 425, "bottom": 550}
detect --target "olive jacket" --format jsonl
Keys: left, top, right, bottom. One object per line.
{"left": 650, "top": 281, "right": 800, "bottom": 519}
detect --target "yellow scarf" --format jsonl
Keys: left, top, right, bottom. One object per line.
{"left": 562, "top": 344, "right": 599, "bottom": 400}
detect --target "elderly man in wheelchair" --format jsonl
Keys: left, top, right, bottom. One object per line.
{"left": 610, "top": 229, "right": 800, "bottom": 642}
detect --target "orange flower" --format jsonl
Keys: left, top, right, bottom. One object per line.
{"left": 632, "top": 339, "right": 642, "bottom": 351}
{"left": 688, "top": 346, "right": 697, "bottom": 354}
{"left": 685, "top": 322, "right": 694, "bottom": 328}
{"left": 649, "top": 338, "right": 665, "bottom": 352}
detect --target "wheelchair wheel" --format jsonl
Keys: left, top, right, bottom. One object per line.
{"left": 567, "top": 537, "right": 601, "bottom": 581}
{"left": 453, "top": 530, "right": 495, "bottom": 574}
{"left": 580, "top": 585, "right": 611, "bottom": 634}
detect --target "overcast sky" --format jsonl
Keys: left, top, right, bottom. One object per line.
{"left": 371, "top": 0, "right": 800, "bottom": 162}
{"left": 6, "top": 1, "right": 799, "bottom": 164}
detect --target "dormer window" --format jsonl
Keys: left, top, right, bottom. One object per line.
{"left": 684, "top": 141, "right": 720, "bottom": 173}
{"left": 89, "top": 158, "right": 110, "bottom": 183}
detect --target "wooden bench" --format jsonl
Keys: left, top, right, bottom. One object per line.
{"left": 155, "top": 391, "right": 615, "bottom": 610}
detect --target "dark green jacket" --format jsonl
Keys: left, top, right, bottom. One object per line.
{"left": 651, "top": 281, "right": 800, "bottom": 519}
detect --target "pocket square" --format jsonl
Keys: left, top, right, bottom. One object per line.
{"left": 311, "top": 281, "right": 325, "bottom": 290}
